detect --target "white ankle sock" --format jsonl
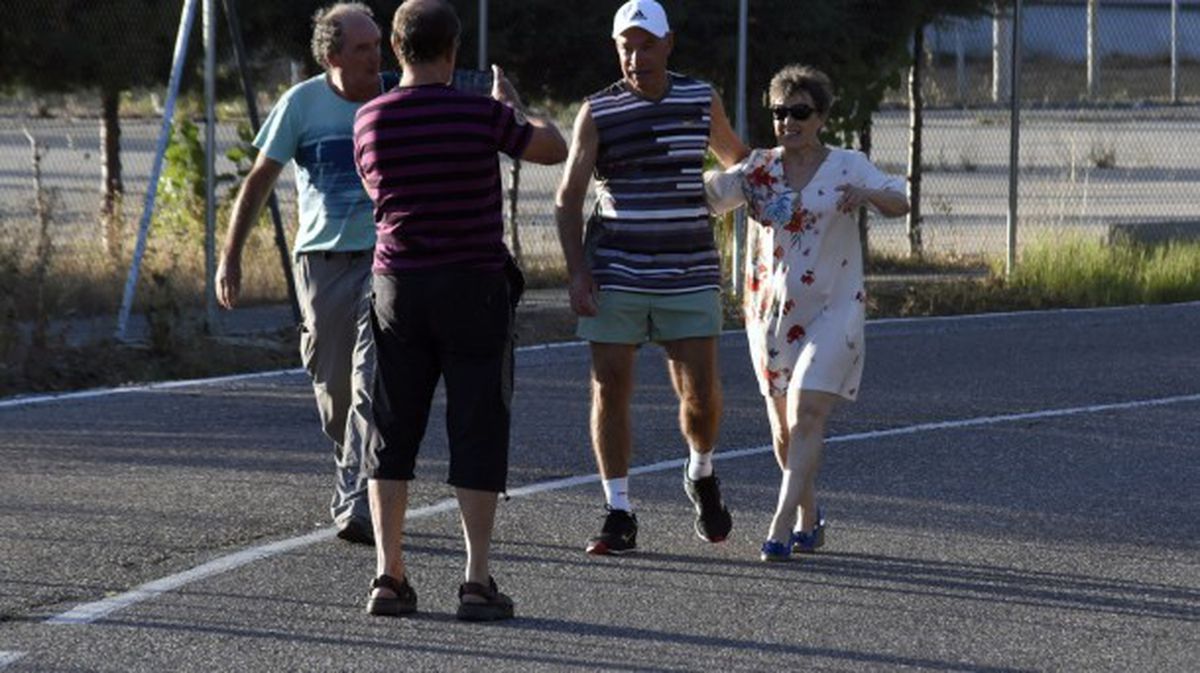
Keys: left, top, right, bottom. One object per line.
{"left": 687, "top": 448, "right": 714, "bottom": 480}
{"left": 602, "top": 477, "right": 632, "bottom": 511}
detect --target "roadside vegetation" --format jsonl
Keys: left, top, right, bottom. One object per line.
{"left": 7, "top": 228, "right": 1200, "bottom": 398}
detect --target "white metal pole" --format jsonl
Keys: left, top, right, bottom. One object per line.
{"left": 1087, "top": 0, "right": 1099, "bottom": 99}
{"left": 1007, "top": 0, "right": 1023, "bottom": 278}
{"left": 992, "top": 3, "right": 1012, "bottom": 103}
{"left": 1171, "top": 0, "right": 1179, "bottom": 104}
{"left": 478, "top": 0, "right": 487, "bottom": 70}
{"left": 115, "top": 0, "right": 199, "bottom": 341}
{"left": 733, "top": 0, "right": 748, "bottom": 297}
{"left": 204, "top": 0, "right": 218, "bottom": 333}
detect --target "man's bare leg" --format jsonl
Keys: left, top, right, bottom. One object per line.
{"left": 456, "top": 487, "right": 497, "bottom": 585}
{"left": 585, "top": 342, "right": 640, "bottom": 554}
{"left": 589, "top": 343, "right": 637, "bottom": 479}
{"left": 369, "top": 478, "right": 408, "bottom": 598}
{"left": 664, "top": 336, "right": 731, "bottom": 542}
{"left": 663, "top": 336, "right": 722, "bottom": 457}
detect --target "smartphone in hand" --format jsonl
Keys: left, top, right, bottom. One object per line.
{"left": 453, "top": 68, "right": 494, "bottom": 97}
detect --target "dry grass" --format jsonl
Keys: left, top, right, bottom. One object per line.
{"left": 0, "top": 212, "right": 293, "bottom": 323}
{"left": 8, "top": 209, "right": 1200, "bottom": 397}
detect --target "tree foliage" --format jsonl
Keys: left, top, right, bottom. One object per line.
{"left": 229, "top": 0, "right": 993, "bottom": 150}
{"left": 0, "top": 0, "right": 178, "bottom": 95}
{"left": 477, "top": 0, "right": 994, "bottom": 148}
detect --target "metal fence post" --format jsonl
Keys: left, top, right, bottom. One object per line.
{"left": 993, "top": 3, "right": 1012, "bottom": 103}
{"left": 115, "top": 0, "right": 200, "bottom": 341}
{"left": 203, "top": 0, "right": 218, "bottom": 334}
{"left": 478, "top": 0, "right": 488, "bottom": 71}
{"left": 1086, "top": 0, "right": 1100, "bottom": 100}
{"left": 732, "top": 0, "right": 748, "bottom": 298}
{"left": 955, "top": 20, "right": 967, "bottom": 106}
{"left": 1171, "top": 0, "right": 1179, "bottom": 104}
{"left": 1006, "top": 0, "right": 1023, "bottom": 278}
{"left": 223, "top": 0, "right": 301, "bottom": 325}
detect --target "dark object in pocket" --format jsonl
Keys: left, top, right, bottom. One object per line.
{"left": 583, "top": 207, "right": 606, "bottom": 269}
{"left": 503, "top": 253, "right": 525, "bottom": 307}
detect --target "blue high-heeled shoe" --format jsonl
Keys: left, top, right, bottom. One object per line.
{"left": 791, "top": 506, "right": 826, "bottom": 553}
{"left": 760, "top": 539, "right": 792, "bottom": 562}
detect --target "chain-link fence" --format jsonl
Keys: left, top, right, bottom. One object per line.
{"left": 0, "top": 1, "right": 304, "bottom": 345}
{"left": 2, "top": 0, "right": 1199, "bottom": 342}
{"left": 868, "top": 0, "right": 1200, "bottom": 257}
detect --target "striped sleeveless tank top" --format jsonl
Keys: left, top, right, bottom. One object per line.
{"left": 586, "top": 73, "right": 718, "bottom": 294}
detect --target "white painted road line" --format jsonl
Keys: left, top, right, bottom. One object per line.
{"left": 6, "top": 301, "right": 1197, "bottom": 411}
{"left": 44, "top": 390, "right": 1200, "bottom": 626}
{"left": 0, "top": 652, "right": 26, "bottom": 669}
{"left": 0, "top": 368, "right": 306, "bottom": 411}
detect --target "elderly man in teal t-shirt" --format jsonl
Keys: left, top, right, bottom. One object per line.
{"left": 216, "top": 3, "right": 394, "bottom": 545}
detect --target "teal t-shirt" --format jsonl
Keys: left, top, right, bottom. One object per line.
{"left": 255, "top": 74, "right": 387, "bottom": 254}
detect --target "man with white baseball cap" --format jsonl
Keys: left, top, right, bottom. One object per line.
{"left": 555, "top": 0, "right": 748, "bottom": 555}
{"left": 611, "top": 0, "right": 670, "bottom": 38}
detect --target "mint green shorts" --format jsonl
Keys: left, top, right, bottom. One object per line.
{"left": 577, "top": 290, "right": 723, "bottom": 344}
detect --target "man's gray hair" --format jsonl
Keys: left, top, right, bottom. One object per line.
{"left": 311, "top": 2, "right": 375, "bottom": 69}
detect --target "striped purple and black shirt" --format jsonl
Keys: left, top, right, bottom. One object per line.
{"left": 353, "top": 84, "right": 533, "bottom": 273}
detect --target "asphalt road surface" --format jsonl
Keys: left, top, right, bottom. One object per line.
{"left": 1, "top": 303, "right": 1198, "bottom": 671}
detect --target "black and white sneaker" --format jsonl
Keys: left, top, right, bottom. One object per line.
{"left": 586, "top": 507, "right": 638, "bottom": 555}
{"left": 683, "top": 462, "right": 733, "bottom": 542}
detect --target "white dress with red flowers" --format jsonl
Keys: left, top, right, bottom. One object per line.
{"left": 705, "top": 147, "right": 904, "bottom": 400}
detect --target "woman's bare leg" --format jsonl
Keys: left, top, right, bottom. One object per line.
{"left": 766, "top": 389, "right": 837, "bottom": 542}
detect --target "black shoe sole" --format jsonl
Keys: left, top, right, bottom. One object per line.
{"left": 585, "top": 540, "right": 637, "bottom": 555}
{"left": 365, "top": 597, "right": 417, "bottom": 617}
{"left": 456, "top": 603, "right": 515, "bottom": 621}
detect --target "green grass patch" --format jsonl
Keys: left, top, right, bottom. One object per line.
{"left": 863, "top": 236, "right": 1200, "bottom": 319}
{"left": 1003, "top": 235, "right": 1200, "bottom": 308}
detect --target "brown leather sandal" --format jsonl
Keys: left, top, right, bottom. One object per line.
{"left": 365, "top": 574, "right": 417, "bottom": 616}
{"left": 455, "top": 576, "right": 514, "bottom": 622}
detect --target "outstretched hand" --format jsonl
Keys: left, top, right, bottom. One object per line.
{"left": 491, "top": 65, "right": 523, "bottom": 110}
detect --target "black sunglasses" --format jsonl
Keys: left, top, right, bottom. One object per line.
{"left": 770, "top": 103, "right": 816, "bottom": 121}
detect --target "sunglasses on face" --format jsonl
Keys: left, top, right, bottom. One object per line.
{"left": 770, "top": 103, "right": 816, "bottom": 121}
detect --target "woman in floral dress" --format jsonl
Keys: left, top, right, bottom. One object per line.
{"left": 705, "top": 65, "right": 909, "bottom": 561}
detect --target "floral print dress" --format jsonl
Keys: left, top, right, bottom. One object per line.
{"left": 705, "top": 147, "right": 904, "bottom": 400}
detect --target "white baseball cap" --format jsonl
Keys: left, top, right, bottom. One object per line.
{"left": 612, "top": 0, "right": 670, "bottom": 39}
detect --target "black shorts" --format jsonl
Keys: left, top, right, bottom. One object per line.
{"left": 366, "top": 269, "right": 514, "bottom": 492}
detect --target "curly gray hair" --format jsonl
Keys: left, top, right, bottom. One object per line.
{"left": 766, "top": 64, "right": 834, "bottom": 116}
{"left": 311, "top": 2, "right": 375, "bottom": 69}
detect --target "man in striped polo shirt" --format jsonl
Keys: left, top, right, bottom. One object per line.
{"left": 353, "top": 0, "right": 566, "bottom": 621}
{"left": 555, "top": 0, "right": 749, "bottom": 555}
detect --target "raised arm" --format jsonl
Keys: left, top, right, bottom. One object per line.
{"left": 835, "top": 152, "right": 910, "bottom": 218}
{"left": 835, "top": 185, "right": 909, "bottom": 218}
{"left": 491, "top": 65, "right": 567, "bottom": 165}
{"left": 553, "top": 102, "right": 600, "bottom": 317}
{"left": 708, "top": 93, "right": 749, "bottom": 168}
{"left": 217, "top": 154, "right": 284, "bottom": 309}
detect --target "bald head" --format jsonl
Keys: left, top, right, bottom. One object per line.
{"left": 311, "top": 2, "right": 376, "bottom": 70}
{"left": 391, "top": 0, "right": 460, "bottom": 66}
